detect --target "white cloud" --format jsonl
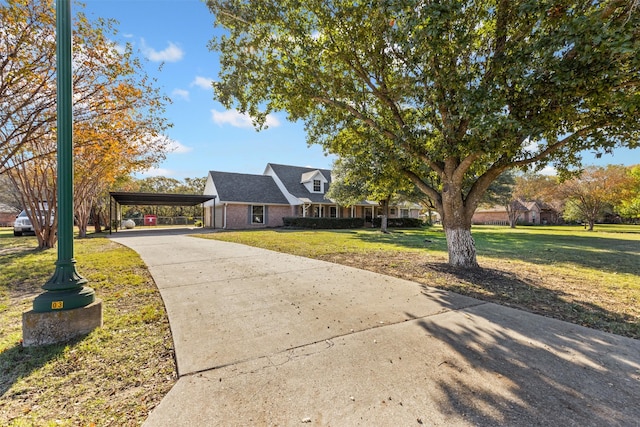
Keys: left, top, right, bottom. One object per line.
{"left": 539, "top": 165, "right": 557, "bottom": 176}
{"left": 523, "top": 138, "right": 539, "bottom": 153}
{"left": 191, "top": 76, "right": 214, "bottom": 90}
{"left": 140, "top": 39, "right": 184, "bottom": 62}
{"left": 172, "top": 88, "right": 190, "bottom": 101}
{"left": 168, "top": 139, "right": 193, "bottom": 154}
{"left": 210, "top": 109, "right": 281, "bottom": 128}
{"left": 139, "top": 167, "right": 174, "bottom": 177}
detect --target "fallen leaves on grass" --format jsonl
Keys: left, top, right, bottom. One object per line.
{"left": 317, "top": 251, "right": 639, "bottom": 339}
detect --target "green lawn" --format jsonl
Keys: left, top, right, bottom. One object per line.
{"left": 198, "top": 224, "right": 640, "bottom": 339}
{"left": 0, "top": 229, "right": 175, "bottom": 426}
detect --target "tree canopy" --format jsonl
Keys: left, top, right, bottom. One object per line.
{"left": 1, "top": 0, "right": 172, "bottom": 247}
{"left": 616, "top": 165, "right": 640, "bottom": 220}
{"left": 207, "top": 0, "right": 640, "bottom": 266}
{"left": 559, "top": 165, "right": 634, "bottom": 230}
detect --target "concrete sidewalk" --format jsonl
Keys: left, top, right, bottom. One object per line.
{"left": 109, "top": 230, "right": 640, "bottom": 427}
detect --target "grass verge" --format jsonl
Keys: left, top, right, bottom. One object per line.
{"left": 197, "top": 224, "right": 640, "bottom": 339}
{"left": 0, "top": 229, "right": 176, "bottom": 426}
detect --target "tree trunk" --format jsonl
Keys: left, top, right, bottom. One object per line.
{"left": 444, "top": 227, "right": 478, "bottom": 268}
{"left": 78, "top": 222, "right": 87, "bottom": 238}
{"left": 36, "top": 222, "right": 57, "bottom": 250}
{"left": 75, "top": 198, "right": 91, "bottom": 238}
{"left": 379, "top": 197, "right": 390, "bottom": 233}
{"left": 92, "top": 207, "right": 103, "bottom": 233}
{"left": 506, "top": 207, "right": 516, "bottom": 228}
{"left": 440, "top": 180, "right": 479, "bottom": 268}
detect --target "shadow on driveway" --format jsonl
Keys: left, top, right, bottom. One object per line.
{"left": 414, "top": 300, "right": 640, "bottom": 426}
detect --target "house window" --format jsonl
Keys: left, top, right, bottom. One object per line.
{"left": 330, "top": 206, "right": 337, "bottom": 218}
{"left": 252, "top": 205, "right": 264, "bottom": 224}
{"left": 390, "top": 208, "right": 397, "bottom": 216}
{"left": 313, "top": 179, "right": 321, "bottom": 192}
{"left": 400, "top": 209, "right": 409, "bottom": 218}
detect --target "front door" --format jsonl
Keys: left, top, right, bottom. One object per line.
{"left": 364, "top": 207, "right": 373, "bottom": 227}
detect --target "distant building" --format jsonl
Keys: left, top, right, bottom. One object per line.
{"left": 472, "top": 200, "right": 561, "bottom": 225}
{"left": 0, "top": 203, "right": 20, "bottom": 227}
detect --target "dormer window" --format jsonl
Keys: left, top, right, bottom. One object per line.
{"left": 301, "top": 170, "right": 327, "bottom": 194}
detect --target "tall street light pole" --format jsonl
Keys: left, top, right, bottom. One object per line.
{"left": 32, "top": 0, "right": 95, "bottom": 312}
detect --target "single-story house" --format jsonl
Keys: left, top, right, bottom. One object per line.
{"left": 0, "top": 203, "right": 20, "bottom": 227}
{"left": 203, "top": 163, "right": 422, "bottom": 229}
{"left": 472, "top": 200, "right": 559, "bottom": 225}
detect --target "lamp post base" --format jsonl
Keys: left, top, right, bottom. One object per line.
{"left": 23, "top": 299, "right": 103, "bottom": 347}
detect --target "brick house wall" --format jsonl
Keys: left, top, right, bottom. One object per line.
{"left": 472, "top": 202, "right": 543, "bottom": 225}
{"left": 0, "top": 204, "right": 19, "bottom": 227}
{"left": 472, "top": 210, "right": 509, "bottom": 225}
{"left": 266, "top": 205, "right": 295, "bottom": 227}
{"left": 215, "top": 204, "right": 294, "bottom": 229}
{"left": 0, "top": 212, "right": 18, "bottom": 227}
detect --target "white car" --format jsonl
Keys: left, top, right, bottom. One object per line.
{"left": 13, "top": 210, "right": 54, "bottom": 236}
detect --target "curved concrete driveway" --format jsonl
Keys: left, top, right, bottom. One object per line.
{"left": 110, "top": 229, "right": 640, "bottom": 426}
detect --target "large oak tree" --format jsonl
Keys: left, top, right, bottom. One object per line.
{"left": 206, "top": 0, "right": 640, "bottom": 267}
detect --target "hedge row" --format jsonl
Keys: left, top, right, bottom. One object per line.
{"left": 282, "top": 217, "right": 423, "bottom": 229}
{"left": 282, "top": 217, "right": 365, "bottom": 229}
{"left": 372, "top": 217, "right": 423, "bottom": 228}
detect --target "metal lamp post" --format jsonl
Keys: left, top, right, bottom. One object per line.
{"left": 32, "top": 0, "right": 95, "bottom": 312}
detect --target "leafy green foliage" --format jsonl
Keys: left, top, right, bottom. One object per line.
{"left": 616, "top": 165, "right": 640, "bottom": 221}
{"left": 282, "top": 216, "right": 365, "bottom": 229}
{"left": 372, "top": 217, "right": 423, "bottom": 228}
{"left": 481, "top": 171, "right": 516, "bottom": 207}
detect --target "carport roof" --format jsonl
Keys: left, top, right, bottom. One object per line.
{"left": 109, "top": 192, "right": 215, "bottom": 206}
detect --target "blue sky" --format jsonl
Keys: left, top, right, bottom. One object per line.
{"left": 82, "top": 0, "right": 639, "bottom": 181}
{"left": 82, "top": 0, "right": 334, "bottom": 180}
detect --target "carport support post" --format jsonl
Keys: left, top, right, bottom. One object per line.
{"left": 32, "top": 0, "right": 95, "bottom": 312}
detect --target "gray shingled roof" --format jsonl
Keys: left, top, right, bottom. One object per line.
{"left": 266, "top": 163, "right": 333, "bottom": 204}
{"left": 209, "top": 171, "right": 290, "bottom": 205}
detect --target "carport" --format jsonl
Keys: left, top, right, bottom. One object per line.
{"left": 109, "top": 192, "right": 216, "bottom": 233}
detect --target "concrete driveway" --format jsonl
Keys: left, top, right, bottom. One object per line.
{"left": 109, "top": 229, "right": 640, "bottom": 426}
